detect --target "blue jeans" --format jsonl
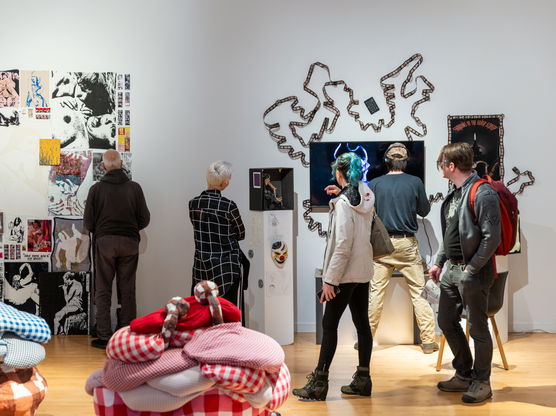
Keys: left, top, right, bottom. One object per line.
{"left": 438, "top": 260, "right": 494, "bottom": 381}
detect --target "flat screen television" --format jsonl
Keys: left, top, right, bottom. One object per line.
{"left": 309, "top": 140, "right": 425, "bottom": 208}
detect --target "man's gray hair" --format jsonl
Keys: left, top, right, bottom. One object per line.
{"left": 206, "top": 160, "right": 232, "bottom": 188}
{"left": 103, "top": 149, "right": 122, "bottom": 171}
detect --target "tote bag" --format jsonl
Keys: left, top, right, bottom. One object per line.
{"left": 370, "top": 214, "right": 394, "bottom": 259}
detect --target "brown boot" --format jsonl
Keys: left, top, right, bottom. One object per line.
{"left": 292, "top": 370, "right": 329, "bottom": 401}
{"left": 341, "top": 366, "right": 372, "bottom": 396}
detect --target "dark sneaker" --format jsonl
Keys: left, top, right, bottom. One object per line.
{"left": 437, "top": 373, "right": 472, "bottom": 392}
{"left": 462, "top": 380, "right": 492, "bottom": 403}
{"left": 421, "top": 342, "right": 439, "bottom": 354}
{"left": 91, "top": 338, "right": 109, "bottom": 349}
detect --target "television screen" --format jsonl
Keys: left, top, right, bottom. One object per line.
{"left": 309, "top": 141, "right": 426, "bottom": 207}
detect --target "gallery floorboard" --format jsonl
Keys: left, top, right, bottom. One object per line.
{"left": 36, "top": 332, "right": 556, "bottom": 415}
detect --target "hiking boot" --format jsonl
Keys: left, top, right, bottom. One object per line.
{"left": 421, "top": 342, "right": 439, "bottom": 354}
{"left": 437, "top": 373, "right": 472, "bottom": 392}
{"left": 292, "top": 370, "right": 329, "bottom": 401}
{"left": 341, "top": 366, "right": 372, "bottom": 396}
{"left": 462, "top": 380, "right": 492, "bottom": 403}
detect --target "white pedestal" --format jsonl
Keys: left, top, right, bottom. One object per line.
{"left": 245, "top": 211, "right": 294, "bottom": 345}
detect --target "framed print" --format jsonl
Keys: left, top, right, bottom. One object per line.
{"left": 448, "top": 114, "right": 505, "bottom": 181}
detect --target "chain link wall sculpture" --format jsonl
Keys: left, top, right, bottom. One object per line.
{"left": 263, "top": 54, "right": 435, "bottom": 236}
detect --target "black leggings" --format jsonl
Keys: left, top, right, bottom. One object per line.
{"left": 317, "top": 282, "right": 372, "bottom": 371}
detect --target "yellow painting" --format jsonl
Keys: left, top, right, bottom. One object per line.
{"left": 39, "top": 139, "right": 60, "bottom": 165}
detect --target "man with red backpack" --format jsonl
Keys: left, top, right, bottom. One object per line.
{"left": 429, "top": 142, "right": 501, "bottom": 403}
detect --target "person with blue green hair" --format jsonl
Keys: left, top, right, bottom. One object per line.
{"left": 293, "top": 152, "right": 375, "bottom": 401}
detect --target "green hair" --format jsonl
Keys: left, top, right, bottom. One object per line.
{"left": 331, "top": 152, "right": 363, "bottom": 187}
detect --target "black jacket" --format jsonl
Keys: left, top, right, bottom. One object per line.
{"left": 84, "top": 169, "right": 150, "bottom": 241}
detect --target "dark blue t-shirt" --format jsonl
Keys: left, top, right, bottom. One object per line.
{"left": 369, "top": 173, "right": 430, "bottom": 234}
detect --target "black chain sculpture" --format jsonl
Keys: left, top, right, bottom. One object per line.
{"left": 302, "top": 199, "right": 327, "bottom": 238}
{"left": 506, "top": 166, "right": 536, "bottom": 195}
{"left": 263, "top": 54, "right": 435, "bottom": 236}
{"left": 428, "top": 165, "right": 536, "bottom": 205}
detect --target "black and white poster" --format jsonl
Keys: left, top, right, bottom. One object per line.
{"left": 3, "top": 262, "right": 49, "bottom": 314}
{"left": 39, "top": 271, "right": 90, "bottom": 335}
{"left": 0, "top": 108, "right": 19, "bottom": 127}
{"left": 448, "top": 114, "right": 505, "bottom": 181}
{"left": 7, "top": 215, "right": 25, "bottom": 244}
{"left": 51, "top": 71, "right": 116, "bottom": 150}
{"left": 92, "top": 151, "right": 132, "bottom": 181}
{"left": 51, "top": 217, "right": 91, "bottom": 272}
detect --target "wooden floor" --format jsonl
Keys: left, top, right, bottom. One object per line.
{"left": 36, "top": 333, "right": 556, "bottom": 416}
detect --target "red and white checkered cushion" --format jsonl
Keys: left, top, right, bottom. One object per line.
{"left": 200, "top": 364, "right": 266, "bottom": 394}
{"left": 221, "top": 363, "right": 290, "bottom": 411}
{"left": 266, "top": 363, "right": 290, "bottom": 410}
{"left": 93, "top": 387, "right": 271, "bottom": 416}
{"left": 107, "top": 326, "right": 164, "bottom": 363}
{"left": 169, "top": 329, "right": 205, "bottom": 347}
{"left": 182, "top": 323, "right": 284, "bottom": 373}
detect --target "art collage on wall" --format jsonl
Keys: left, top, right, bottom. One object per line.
{"left": 0, "top": 68, "right": 133, "bottom": 334}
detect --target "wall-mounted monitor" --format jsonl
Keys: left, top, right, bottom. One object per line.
{"left": 309, "top": 141, "right": 425, "bottom": 208}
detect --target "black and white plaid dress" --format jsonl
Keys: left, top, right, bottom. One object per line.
{"left": 188, "top": 190, "right": 245, "bottom": 295}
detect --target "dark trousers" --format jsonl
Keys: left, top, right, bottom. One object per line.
{"left": 438, "top": 261, "right": 494, "bottom": 381}
{"left": 317, "top": 282, "right": 372, "bottom": 371}
{"left": 95, "top": 235, "right": 139, "bottom": 340}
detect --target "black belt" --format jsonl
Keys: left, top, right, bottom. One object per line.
{"left": 388, "top": 232, "right": 414, "bottom": 238}
{"left": 449, "top": 258, "right": 465, "bottom": 265}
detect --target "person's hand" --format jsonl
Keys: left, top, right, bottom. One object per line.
{"left": 320, "top": 283, "right": 338, "bottom": 303}
{"left": 276, "top": 196, "right": 283, "bottom": 202}
{"left": 428, "top": 265, "right": 442, "bottom": 283}
{"left": 324, "top": 185, "right": 341, "bottom": 196}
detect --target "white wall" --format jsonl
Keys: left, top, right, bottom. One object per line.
{"left": 1, "top": 0, "right": 554, "bottom": 332}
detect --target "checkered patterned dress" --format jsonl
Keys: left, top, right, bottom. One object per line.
{"left": 189, "top": 190, "right": 245, "bottom": 296}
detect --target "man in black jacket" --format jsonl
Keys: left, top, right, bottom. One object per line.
{"left": 429, "top": 142, "right": 501, "bottom": 403}
{"left": 84, "top": 149, "right": 150, "bottom": 349}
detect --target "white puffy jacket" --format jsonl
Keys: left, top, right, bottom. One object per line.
{"left": 322, "top": 181, "right": 374, "bottom": 286}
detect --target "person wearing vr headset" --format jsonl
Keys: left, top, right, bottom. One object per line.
{"left": 366, "top": 142, "right": 438, "bottom": 354}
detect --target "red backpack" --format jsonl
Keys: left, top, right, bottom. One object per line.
{"left": 469, "top": 175, "right": 519, "bottom": 256}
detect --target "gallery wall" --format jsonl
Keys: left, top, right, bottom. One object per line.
{"left": 1, "top": 0, "right": 554, "bottom": 333}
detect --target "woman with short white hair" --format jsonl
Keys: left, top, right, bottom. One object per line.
{"left": 188, "top": 160, "right": 245, "bottom": 305}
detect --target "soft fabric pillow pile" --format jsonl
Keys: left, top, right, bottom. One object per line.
{"left": 85, "top": 290, "right": 290, "bottom": 416}
{"left": 0, "top": 302, "right": 50, "bottom": 416}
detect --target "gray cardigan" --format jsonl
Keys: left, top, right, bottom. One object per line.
{"left": 435, "top": 172, "right": 501, "bottom": 274}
